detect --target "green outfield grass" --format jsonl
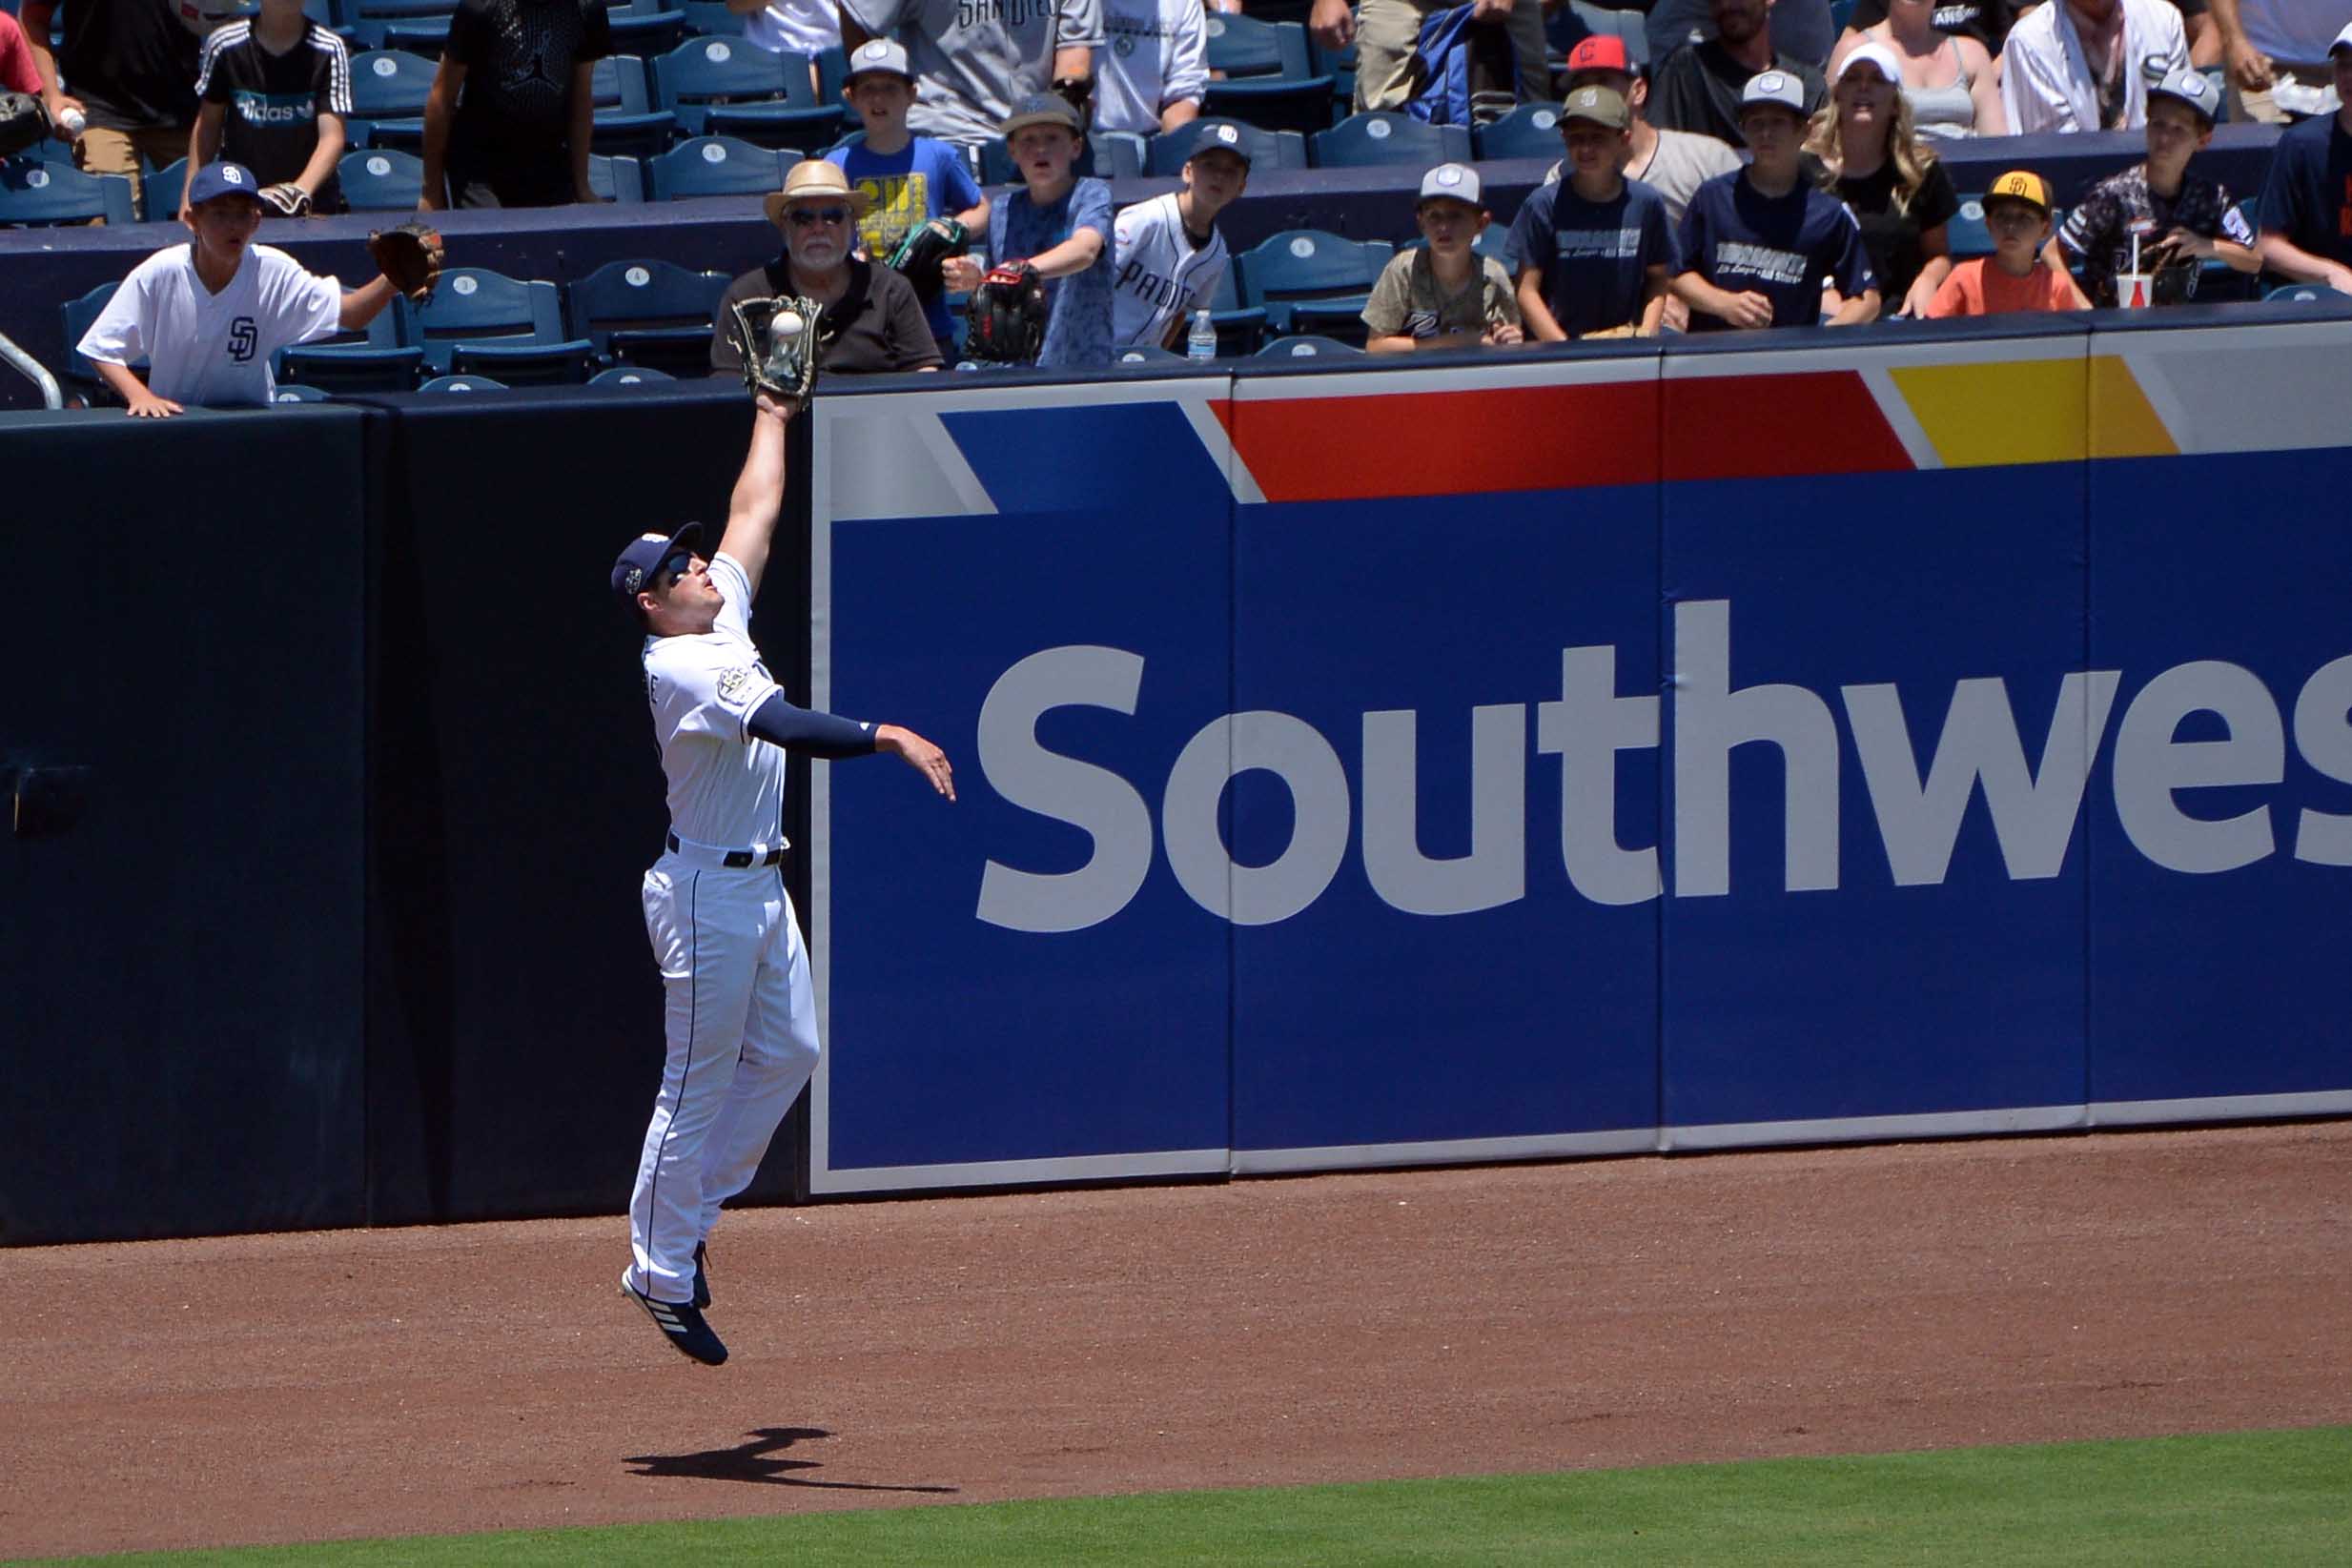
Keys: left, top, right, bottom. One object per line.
{"left": 31, "top": 1425, "right": 2351, "bottom": 1567}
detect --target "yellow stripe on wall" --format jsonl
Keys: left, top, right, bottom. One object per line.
{"left": 1888, "top": 358, "right": 2090, "bottom": 469}
{"left": 2085, "top": 354, "right": 2181, "bottom": 459}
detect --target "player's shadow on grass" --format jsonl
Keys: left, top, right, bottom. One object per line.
{"left": 624, "top": 1426, "right": 957, "bottom": 1495}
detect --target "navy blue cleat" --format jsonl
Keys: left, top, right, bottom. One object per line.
{"left": 692, "top": 1240, "right": 711, "bottom": 1311}
{"left": 621, "top": 1269, "right": 728, "bottom": 1366}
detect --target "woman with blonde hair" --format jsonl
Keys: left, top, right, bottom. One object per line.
{"left": 1829, "top": 0, "right": 2008, "bottom": 138}
{"left": 1807, "top": 43, "right": 1962, "bottom": 319}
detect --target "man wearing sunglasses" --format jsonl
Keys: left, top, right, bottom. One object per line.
{"left": 710, "top": 160, "right": 944, "bottom": 377}
{"left": 612, "top": 391, "right": 956, "bottom": 1366}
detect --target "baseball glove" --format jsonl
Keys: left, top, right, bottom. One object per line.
{"left": 886, "top": 217, "right": 968, "bottom": 302}
{"left": 368, "top": 220, "right": 445, "bottom": 306}
{"left": 1051, "top": 73, "right": 1094, "bottom": 123}
{"left": 257, "top": 181, "right": 312, "bottom": 218}
{"left": 723, "top": 294, "right": 824, "bottom": 402}
{"left": 965, "top": 260, "right": 1047, "bottom": 364}
{"left": 0, "top": 92, "right": 51, "bottom": 160}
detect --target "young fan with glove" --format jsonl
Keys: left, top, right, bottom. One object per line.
{"left": 76, "top": 161, "right": 431, "bottom": 416}
{"left": 183, "top": 0, "right": 353, "bottom": 221}
{"left": 940, "top": 92, "right": 1115, "bottom": 368}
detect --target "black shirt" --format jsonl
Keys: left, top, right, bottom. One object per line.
{"left": 444, "top": 0, "right": 610, "bottom": 189}
{"left": 1646, "top": 42, "right": 1827, "bottom": 150}
{"left": 56, "top": 0, "right": 201, "bottom": 132}
{"left": 1809, "top": 152, "right": 1959, "bottom": 308}
{"left": 195, "top": 21, "right": 352, "bottom": 210}
{"left": 710, "top": 256, "right": 945, "bottom": 377}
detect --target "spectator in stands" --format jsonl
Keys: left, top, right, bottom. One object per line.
{"left": 828, "top": 39, "right": 991, "bottom": 363}
{"left": 419, "top": 0, "right": 611, "bottom": 209}
{"left": 1648, "top": 0, "right": 1838, "bottom": 75}
{"left": 731, "top": 0, "right": 837, "bottom": 97}
{"left": 1311, "top": 0, "right": 1551, "bottom": 117}
{"left": 941, "top": 92, "right": 1115, "bottom": 367}
{"left": 1, "top": 10, "right": 47, "bottom": 100}
{"left": 77, "top": 161, "right": 399, "bottom": 415}
{"left": 2055, "top": 68, "right": 2259, "bottom": 305}
{"left": 2000, "top": 0, "right": 2190, "bottom": 134}
{"left": 1648, "top": 0, "right": 1830, "bottom": 149}
{"left": 1834, "top": 0, "right": 2021, "bottom": 61}
{"left": 184, "top": 0, "right": 352, "bottom": 221}
{"left": 1672, "top": 71, "right": 1879, "bottom": 328}
{"left": 2251, "top": 25, "right": 2352, "bottom": 293}
{"left": 1362, "top": 161, "right": 1523, "bottom": 351}
{"left": 711, "top": 160, "right": 946, "bottom": 377}
{"left": 19, "top": 0, "right": 200, "bottom": 214}
{"left": 1925, "top": 168, "right": 2091, "bottom": 314}
{"left": 1804, "top": 42, "right": 1958, "bottom": 318}
{"left": 839, "top": 0, "right": 1103, "bottom": 149}
{"left": 1827, "top": 0, "right": 2006, "bottom": 136}
{"left": 1096, "top": 0, "right": 1208, "bottom": 135}
{"left": 1547, "top": 36, "right": 1742, "bottom": 227}
{"left": 1507, "top": 89, "right": 1673, "bottom": 341}
{"left": 1111, "top": 118, "right": 1249, "bottom": 351}
{"left": 2209, "top": 0, "right": 2344, "bottom": 121}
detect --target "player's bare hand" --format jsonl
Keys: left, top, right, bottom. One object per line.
{"left": 1719, "top": 290, "right": 1775, "bottom": 330}
{"left": 125, "top": 389, "right": 185, "bottom": 418}
{"left": 877, "top": 724, "right": 955, "bottom": 800}
{"left": 1310, "top": 0, "right": 1355, "bottom": 51}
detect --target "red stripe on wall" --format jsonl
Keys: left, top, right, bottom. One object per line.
{"left": 1216, "top": 382, "right": 1663, "bottom": 502}
{"left": 1661, "top": 370, "right": 1916, "bottom": 482}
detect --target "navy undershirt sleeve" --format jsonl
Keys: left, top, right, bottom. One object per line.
{"left": 746, "top": 692, "right": 882, "bottom": 758}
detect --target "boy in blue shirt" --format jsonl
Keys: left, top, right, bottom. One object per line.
{"left": 943, "top": 92, "right": 1115, "bottom": 368}
{"left": 1508, "top": 84, "right": 1678, "bottom": 340}
{"left": 827, "top": 38, "right": 992, "bottom": 360}
{"left": 2252, "top": 25, "right": 2352, "bottom": 295}
{"left": 1673, "top": 71, "right": 1880, "bottom": 330}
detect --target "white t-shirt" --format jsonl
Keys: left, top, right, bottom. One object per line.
{"left": 78, "top": 243, "right": 343, "bottom": 408}
{"left": 1111, "top": 190, "right": 1228, "bottom": 348}
{"left": 1094, "top": 0, "right": 1208, "bottom": 136}
{"left": 2234, "top": 0, "right": 2349, "bottom": 67}
{"left": 2000, "top": 0, "right": 2187, "bottom": 135}
{"left": 840, "top": 0, "right": 1105, "bottom": 145}
{"left": 642, "top": 551, "right": 793, "bottom": 852}
{"left": 746, "top": 0, "right": 841, "bottom": 58}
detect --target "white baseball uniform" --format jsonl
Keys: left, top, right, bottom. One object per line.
{"left": 1111, "top": 190, "right": 1229, "bottom": 349}
{"left": 626, "top": 550, "right": 848, "bottom": 1307}
{"left": 77, "top": 242, "right": 343, "bottom": 407}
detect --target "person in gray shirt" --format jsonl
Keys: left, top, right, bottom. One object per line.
{"left": 1646, "top": 0, "right": 1837, "bottom": 72}
{"left": 841, "top": 0, "right": 1105, "bottom": 147}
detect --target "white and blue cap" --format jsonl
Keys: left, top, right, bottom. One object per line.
{"left": 844, "top": 37, "right": 914, "bottom": 82}
{"left": 2331, "top": 21, "right": 2352, "bottom": 54}
{"left": 185, "top": 161, "right": 261, "bottom": 208}
{"left": 2149, "top": 66, "right": 2222, "bottom": 123}
{"left": 1418, "top": 161, "right": 1482, "bottom": 206}
{"left": 612, "top": 521, "right": 704, "bottom": 608}
{"left": 1739, "top": 70, "right": 1808, "bottom": 116}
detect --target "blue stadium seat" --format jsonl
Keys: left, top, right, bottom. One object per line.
{"left": 419, "top": 374, "right": 510, "bottom": 392}
{"left": 1207, "top": 264, "right": 1268, "bottom": 356}
{"left": 646, "top": 135, "right": 792, "bottom": 200}
{"left": 60, "top": 281, "right": 125, "bottom": 400}
{"left": 338, "top": 147, "right": 426, "bottom": 209}
{"left": 141, "top": 155, "right": 193, "bottom": 220}
{"left": 607, "top": 0, "right": 690, "bottom": 55}
{"left": 1948, "top": 194, "right": 1993, "bottom": 258}
{"left": 650, "top": 35, "right": 818, "bottom": 135}
{"left": 1311, "top": 112, "right": 1471, "bottom": 169}
{"left": 2265, "top": 283, "right": 2331, "bottom": 302}
{"left": 1200, "top": 74, "right": 1341, "bottom": 135}
{"left": 1234, "top": 228, "right": 1393, "bottom": 336}
{"left": 1, "top": 159, "right": 135, "bottom": 226}
{"left": 1147, "top": 119, "right": 1309, "bottom": 176}
{"left": 378, "top": 16, "right": 452, "bottom": 53}
{"left": 1257, "top": 334, "right": 1365, "bottom": 358}
{"left": 1197, "top": 13, "right": 1332, "bottom": 132}
{"left": 413, "top": 267, "right": 594, "bottom": 380}
{"left": 347, "top": 49, "right": 437, "bottom": 145}
{"left": 1115, "top": 343, "right": 1186, "bottom": 363}
{"left": 590, "top": 153, "right": 649, "bottom": 202}
{"left": 590, "top": 363, "right": 679, "bottom": 385}
{"left": 278, "top": 307, "right": 426, "bottom": 395}
{"left": 703, "top": 99, "right": 848, "bottom": 153}
{"left": 565, "top": 257, "right": 730, "bottom": 374}
{"left": 1475, "top": 103, "right": 1562, "bottom": 161}
{"left": 1204, "top": 13, "right": 1313, "bottom": 77}
{"left": 589, "top": 54, "right": 684, "bottom": 155}
{"left": 273, "top": 383, "right": 334, "bottom": 402}
{"left": 679, "top": 0, "right": 746, "bottom": 35}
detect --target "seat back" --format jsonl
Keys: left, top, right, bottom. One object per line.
{"left": 1203, "top": 14, "right": 1312, "bottom": 78}
{"left": 1311, "top": 112, "right": 1472, "bottom": 168}
{"left": 339, "top": 147, "right": 427, "bottom": 208}
{"left": 0, "top": 160, "right": 136, "bottom": 226}
{"left": 651, "top": 35, "right": 794, "bottom": 132}
{"left": 1257, "top": 334, "right": 1365, "bottom": 358}
{"left": 646, "top": 135, "right": 791, "bottom": 199}
{"left": 61, "top": 281, "right": 124, "bottom": 389}
{"left": 1235, "top": 229, "right": 1393, "bottom": 306}
{"left": 414, "top": 268, "right": 565, "bottom": 345}
{"left": 1473, "top": 103, "right": 1561, "bottom": 161}
{"left": 565, "top": 258, "right": 732, "bottom": 348}
{"left": 1146, "top": 120, "right": 1308, "bottom": 176}
{"left": 349, "top": 49, "right": 439, "bottom": 119}
{"left": 143, "top": 155, "right": 194, "bottom": 220}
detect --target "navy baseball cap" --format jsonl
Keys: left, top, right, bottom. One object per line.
{"left": 1185, "top": 119, "right": 1254, "bottom": 166}
{"left": 612, "top": 521, "right": 704, "bottom": 606}
{"left": 186, "top": 161, "right": 262, "bottom": 207}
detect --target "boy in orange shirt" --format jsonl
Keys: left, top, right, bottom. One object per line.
{"left": 1925, "top": 171, "right": 2090, "bottom": 317}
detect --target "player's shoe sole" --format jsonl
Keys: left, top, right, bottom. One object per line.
{"left": 693, "top": 1241, "right": 711, "bottom": 1311}
{"left": 620, "top": 1269, "right": 728, "bottom": 1366}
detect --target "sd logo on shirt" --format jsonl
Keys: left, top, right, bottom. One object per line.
{"left": 229, "top": 316, "right": 258, "bottom": 362}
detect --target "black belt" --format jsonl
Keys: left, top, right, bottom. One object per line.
{"left": 667, "top": 832, "right": 784, "bottom": 868}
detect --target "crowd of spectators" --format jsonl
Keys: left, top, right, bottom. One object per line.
{"left": 10, "top": 0, "right": 2352, "bottom": 408}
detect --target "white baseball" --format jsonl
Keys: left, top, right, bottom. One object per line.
{"left": 775, "top": 311, "right": 804, "bottom": 335}
{"left": 59, "top": 108, "right": 88, "bottom": 137}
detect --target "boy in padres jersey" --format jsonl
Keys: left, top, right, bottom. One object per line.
{"left": 614, "top": 392, "right": 953, "bottom": 1367}
{"left": 1110, "top": 117, "right": 1248, "bottom": 351}
{"left": 77, "top": 161, "right": 399, "bottom": 415}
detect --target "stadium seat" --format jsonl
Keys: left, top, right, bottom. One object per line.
{"left": 590, "top": 364, "right": 679, "bottom": 385}
{"left": 272, "top": 383, "right": 333, "bottom": 402}
{"left": 679, "top": 0, "right": 746, "bottom": 35}
{"left": 410, "top": 268, "right": 594, "bottom": 380}
{"left": 1307, "top": 31, "right": 1357, "bottom": 111}
{"left": 1234, "top": 228, "right": 1393, "bottom": 336}
{"left": 0, "top": 159, "right": 135, "bottom": 226}
{"left": 704, "top": 100, "right": 848, "bottom": 153}
{"left": 607, "top": 0, "right": 690, "bottom": 55}
{"left": 1311, "top": 112, "right": 1471, "bottom": 169}
{"left": 1287, "top": 297, "right": 1372, "bottom": 345}
{"left": 141, "top": 155, "right": 193, "bottom": 221}
{"left": 651, "top": 36, "right": 835, "bottom": 139}
{"left": 1256, "top": 335, "right": 1365, "bottom": 357}
{"left": 1545, "top": 1, "right": 1651, "bottom": 68}
{"left": 60, "top": 281, "right": 125, "bottom": 400}
{"left": 1475, "top": 103, "right": 1562, "bottom": 161}
{"left": 565, "top": 257, "right": 731, "bottom": 374}
{"left": 1947, "top": 194, "right": 1993, "bottom": 258}
{"left": 346, "top": 48, "right": 437, "bottom": 146}
{"left": 975, "top": 130, "right": 1145, "bottom": 183}
{"left": 1206, "top": 13, "right": 1314, "bottom": 77}
{"left": 1115, "top": 344, "right": 1186, "bottom": 363}
{"left": 589, "top": 55, "right": 683, "bottom": 156}
{"left": 646, "top": 135, "right": 793, "bottom": 200}
{"left": 278, "top": 309, "right": 426, "bottom": 395}
{"left": 1197, "top": 13, "right": 1331, "bottom": 132}
{"left": 378, "top": 17, "right": 452, "bottom": 53}
{"left": 419, "top": 374, "right": 510, "bottom": 392}
{"left": 339, "top": 147, "right": 427, "bottom": 209}
{"left": 589, "top": 153, "right": 650, "bottom": 203}
{"left": 1147, "top": 119, "right": 1309, "bottom": 176}
{"left": 1207, "top": 264, "right": 1269, "bottom": 356}
{"left": 2265, "top": 283, "right": 2331, "bottom": 302}
{"left": 1200, "top": 73, "right": 1342, "bottom": 135}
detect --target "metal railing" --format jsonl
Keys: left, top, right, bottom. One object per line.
{"left": 0, "top": 327, "right": 63, "bottom": 410}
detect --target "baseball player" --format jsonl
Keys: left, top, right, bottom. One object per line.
{"left": 614, "top": 391, "right": 954, "bottom": 1368}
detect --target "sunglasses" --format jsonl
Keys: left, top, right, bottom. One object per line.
{"left": 656, "top": 552, "right": 694, "bottom": 589}
{"left": 787, "top": 206, "right": 852, "bottom": 228}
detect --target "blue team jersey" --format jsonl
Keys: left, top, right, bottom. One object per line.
{"left": 2255, "top": 112, "right": 2352, "bottom": 273}
{"left": 830, "top": 137, "right": 985, "bottom": 343}
{"left": 1677, "top": 171, "right": 1878, "bottom": 330}
{"left": 1504, "top": 176, "right": 1679, "bottom": 337}
{"left": 991, "top": 175, "right": 1116, "bottom": 368}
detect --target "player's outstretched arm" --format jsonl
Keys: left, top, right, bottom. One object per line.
{"left": 717, "top": 390, "right": 799, "bottom": 595}
{"left": 875, "top": 723, "right": 955, "bottom": 800}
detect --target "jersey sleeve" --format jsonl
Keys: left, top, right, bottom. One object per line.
{"left": 1641, "top": 187, "right": 1680, "bottom": 275}
{"left": 1056, "top": 0, "right": 1107, "bottom": 51}
{"left": 317, "top": 31, "right": 354, "bottom": 116}
{"left": 1360, "top": 251, "right": 1413, "bottom": 335}
{"left": 194, "top": 30, "right": 231, "bottom": 99}
{"left": 2057, "top": 182, "right": 2112, "bottom": 261}
{"left": 1072, "top": 176, "right": 1114, "bottom": 243}
{"left": 934, "top": 140, "right": 984, "bottom": 214}
{"left": 1503, "top": 187, "right": 1552, "bottom": 276}
{"left": 1164, "top": 0, "right": 1209, "bottom": 105}
{"left": 257, "top": 251, "right": 346, "bottom": 353}
{"left": 709, "top": 551, "right": 758, "bottom": 642}
{"left": 78, "top": 257, "right": 158, "bottom": 368}
{"left": 1482, "top": 257, "right": 1521, "bottom": 326}
{"left": 1676, "top": 186, "right": 1713, "bottom": 277}
{"left": 839, "top": 0, "right": 910, "bottom": 37}
{"left": 1915, "top": 159, "right": 1960, "bottom": 234}
{"left": 2218, "top": 187, "right": 2254, "bottom": 247}
{"left": 647, "top": 637, "right": 783, "bottom": 743}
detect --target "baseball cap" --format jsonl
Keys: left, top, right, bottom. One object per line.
{"left": 1561, "top": 83, "right": 1631, "bottom": 131}
{"left": 185, "top": 161, "right": 261, "bottom": 207}
{"left": 2332, "top": 21, "right": 2352, "bottom": 54}
{"left": 1834, "top": 41, "right": 1904, "bottom": 86}
{"left": 1184, "top": 118, "right": 1254, "bottom": 167}
{"left": 843, "top": 37, "right": 915, "bottom": 82}
{"left": 1417, "top": 162, "right": 1482, "bottom": 206}
{"left": 612, "top": 522, "right": 704, "bottom": 609}
{"left": 1984, "top": 168, "right": 2054, "bottom": 214}
{"left": 1738, "top": 71, "right": 1808, "bottom": 116}
{"left": 1000, "top": 91, "right": 1083, "bottom": 138}
{"left": 2148, "top": 66, "right": 2221, "bottom": 124}
{"left": 1565, "top": 34, "right": 1631, "bottom": 75}
{"left": 762, "top": 158, "right": 873, "bottom": 228}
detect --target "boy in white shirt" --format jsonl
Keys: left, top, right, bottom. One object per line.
{"left": 78, "top": 161, "right": 402, "bottom": 416}
{"left": 1110, "top": 117, "right": 1249, "bottom": 350}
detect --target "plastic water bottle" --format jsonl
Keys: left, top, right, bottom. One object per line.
{"left": 1186, "top": 309, "right": 1217, "bottom": 361}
